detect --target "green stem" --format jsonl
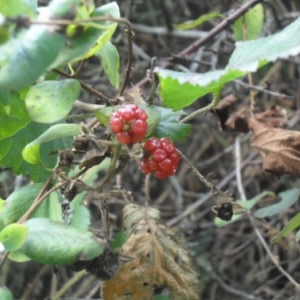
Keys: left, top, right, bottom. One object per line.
{"left": 52, "top": 270, "right": 87, "bottom": 300}
{"left": 180, "top": 90, "right": 221, "bottom": 123}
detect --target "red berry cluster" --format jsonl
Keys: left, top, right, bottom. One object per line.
{"left": 110, "top": 104, "right": 148, "bottom": 145}
{"left": 141, "top": 137, "right": 180, "bottom": 180}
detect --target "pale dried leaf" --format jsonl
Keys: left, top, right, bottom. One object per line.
{"left": 101, "top": 204, "right": 200, "bottom": 300}
{"left": 249, "top": 117, "right": 300, "bottom": 177}
{"left": 226, "top": 105, "right": 287, "bottom": 133}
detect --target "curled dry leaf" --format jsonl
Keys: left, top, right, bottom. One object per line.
{"left": 249, "top": 117, "right": 300, "bottom": 177}
{"left": 101, "top": 204, "right": 200, "bottom": 300}
{"left": 212, "top": 94, "right": 237, "bottom": 131}
{"left": 215, "top": 103, "right": 287, "bottom": 133}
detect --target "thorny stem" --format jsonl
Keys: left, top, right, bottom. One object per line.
{"left": 133, "top": 0, "right": 264, "bottom": 89}
{"left": 176, "top": 148, "right": 226, "bottom": 196}
{"left": 180, "top": 91, "right": 220, "bottom": 123}
{"left": 53, "top": 68, "right": 110, "bottom": 102}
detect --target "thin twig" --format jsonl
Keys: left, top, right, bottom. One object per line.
{"left": 248, "top": 214, "right": 300, "bottom": 290}
{"left": 234, "top": 136, "right": 246, "bottom": 201}
{"left": 196, "top": 258, "right": 266, "bottom": 300}
{"left": 180, "top": 91, "right": 221, "bottom": 123}
{"left": 167, "top": 151, "right": 258, "bottom": 226}
{"left": 235, "top": 79, "right": 294, "bottom": 100}
{"left": 53, "top": 68, "right": 110, "bottom": 101}
{"left": 21, "top": 266, "right": 49, "bottom": 300}
{"left": 52, "top": 270, "right": 87, "bottom": 300}
{"left": 133, "top": 0, "right": 264, "bottom": 88}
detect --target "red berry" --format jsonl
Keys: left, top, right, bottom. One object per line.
{"left": 148, "top": 160, "right": 159, "bottom": 171}
{"left": 131, "top": 119, "right": 147, "bottom": 135}
{"left": 159, "top": 158, "right": 173, "bottom": 173}
{"left": 144, "top": 138, "right": 161, "bottom": 153}
{"left": 170, "top": 152, "right": 180, "bottom": 165}
{"left": 155, "top": 170, "right": 167, "bottom": 180}
{"left": 116, "top": 132, "right": 131, "bottom": 145}
{"left": 152, "top": 149, "right": 167, "bottom": 162}
{"left": 140, "top": 137, "right": 180, "bottom": 180}
{"left": 110, "top": 105, "right": 148, "bottom": 145}
{"left": 141, "top": 158, "right": 151, "bottom": 174}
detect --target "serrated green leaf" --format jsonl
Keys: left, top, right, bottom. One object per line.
{"left": 151, "top": 107, "right": 191, "bottom": 140}
{"left": 22, "top": 124, "right": 81, "bottom": 165}
{"left": 96, "top": 41, "right": 120, "bottom": 88}
{"left": 19, "top": 218, "right": 105, "bottom": 265}
{"left": 173, "top": 12, "right": 224, "bottom": 30}
{"left": 157, "top": 68, "right": 243, "bottom": 110}
{"left": 0, "top": 287, "right": 13, "bottom": 300}
{"left": 25, "top": 80, "right": 81, "bottom": 123}
{"left": 0, "top": 90, "right": 71, "bottom": 181}
{"left": 50, "top": 2, "right": 120, "bottom": 68}
{"left": 254, "top": 188, "right": 300, "bottom": 219}
{"left": 2, "top": 183, "right": 62, "bottom": 225}
{"left": 229, "top": 17, "right": 300, "bottom": 72}
{"left": 233, "top": 2, "right": 264, "bottom": 41}
{"left": 157, "top": 16, "right": 300, "bottom": 110}
{"left": 215, "top": 191, "right": 272, "bottom": 227}
{"left": 272, "top": 212, "right": 300, "bottom": 244}
{"left": 0, "top": 223, "right": 28, "bottom": 251}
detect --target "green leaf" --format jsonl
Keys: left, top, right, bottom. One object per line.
{"left": 215, "top": 191, "right": 272, "bottom": 227}
{"left": 0, "top": 90, "right": 71, "bottom": 181}
{"left": 0, "top": 89, "right": 68, "bottom": 181}
{"left": 0, "top": 223, "right": 28, "bottom": 251}
{"left": 151, "top": 107, "right": 191, "bottom": 140}
{"left": 228, "top": 17, "right": 300, "bottom": 72}
{"left": 0, "top": 287, "right": 13, "bottom": 300}
{"left": 0, "top": 25, "right": 65, "bottom": 91}
{"left": 157, "top": 16, "right": 300, "bottom": 110}
{"left": 1, "top": 183, "right": 62, "bottom": 225}
{"left": 9, "top": 250, "right": 31, "bottom": 262}
{"left": 173, "top": 12, "right": 224, "bottom": 29}
{"left": 96, "top": 41, "right": 120, "bottom": 88}
{"left": 0, "top": 0, "right": 36, "bottom": 17}
{"left": 25, "top": 80, "right": 81, "bottom": 123}
{"left": 111, "top": 230, "right": 126, "bottom": 249}
{"left": 254, "top": 188, "right": 300, "bottom": 219}
{"left": 69, "top": 196, "right": 90, "bottom": 230}
{"left": 69, "top": 163, "right": 110, "bottom": 230}
{"left": 50, "top": 2, "right": 120, "bottom": 68}
{"left": 19, "top": 218, "right": 105, "bottom": 265}
{"left": 272, "top": 212, "right": 300, "bottom": 244}
{"left": 233, "top": 2, "right": 264, "bottom": 41}
{"left": 157, "top": 68, "right": 243, "bottom": 110}
{"left": 22, "top": 124, "right": 81, "bottom": 165}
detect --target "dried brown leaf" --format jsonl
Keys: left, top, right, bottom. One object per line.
{"left": 212, "top": 94, "right": 237, "bottom": 130}
{"left": 225, "top": 106, "right": 249, "bottom": 133}
{"left": 226, "top": 105, "right": 287, "bottom": 133}
{"left": 101, "top": 204, "right": 200, "bottom": 300}
{"left": 249, "top": 117, "right": 300, "bottom": 177}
